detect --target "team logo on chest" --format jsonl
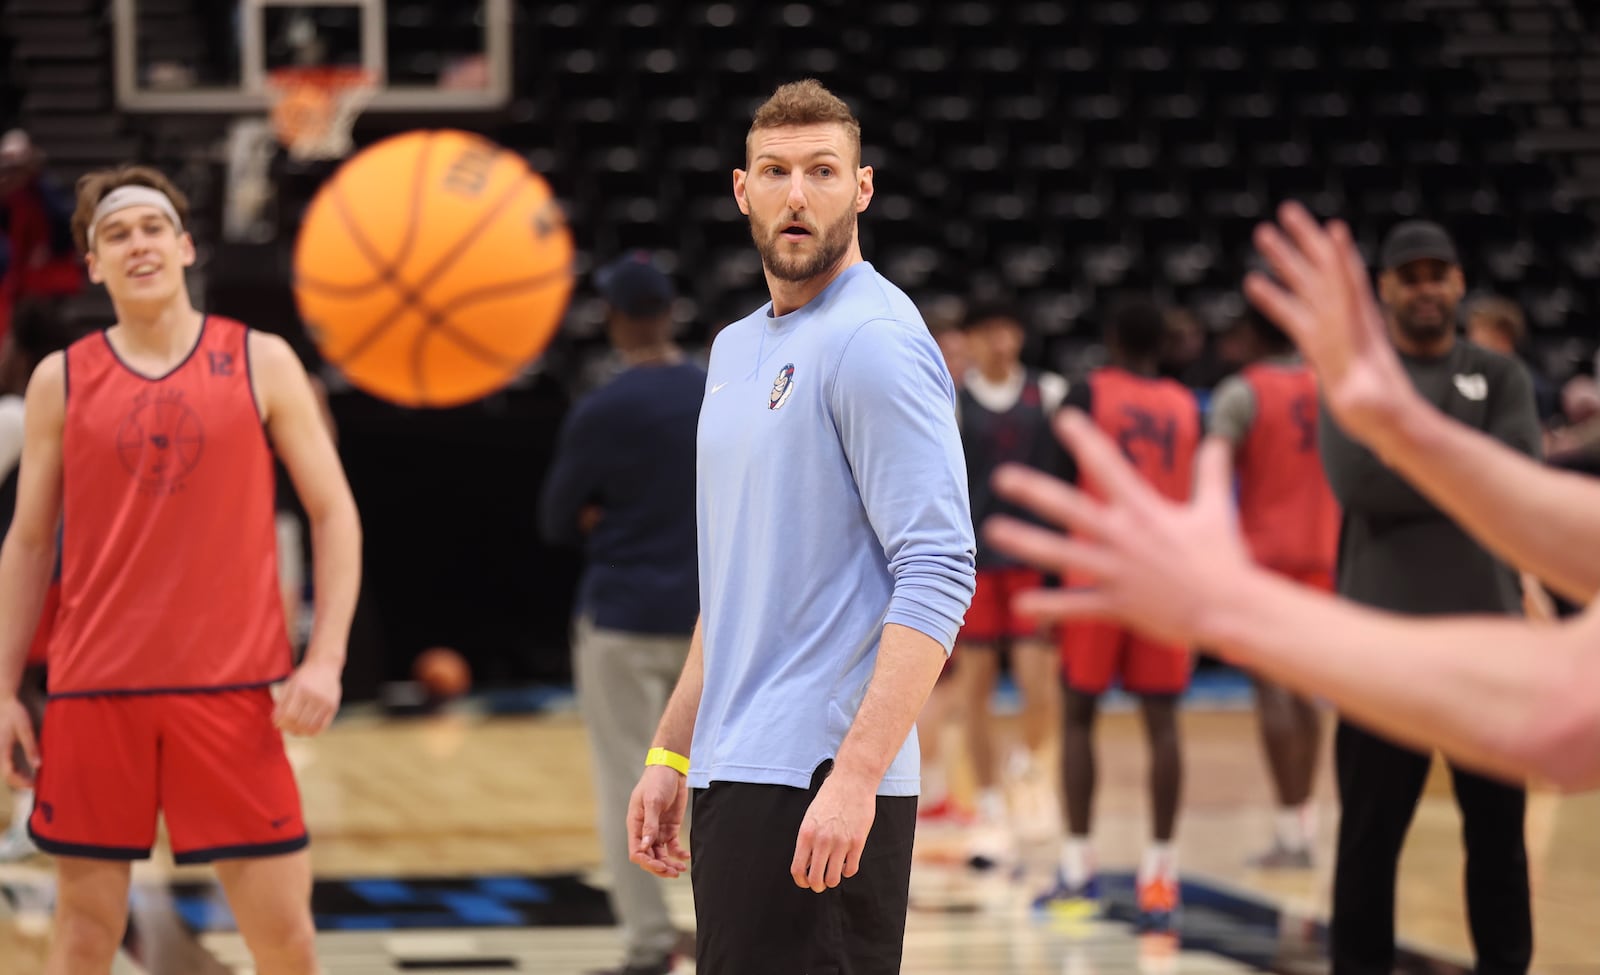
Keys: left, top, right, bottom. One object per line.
{"left": 117, "top": 389, "right": 205, "bottom": 496}
{"left": 769, "top": 363, "right": 796, "bottom": 411}
{"left": 1453, "top": 373, "right": 1488, "bottom": 402}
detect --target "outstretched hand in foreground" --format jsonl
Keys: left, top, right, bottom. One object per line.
{"left": 984, "top": 411, "right": 1250, "bottom": 645}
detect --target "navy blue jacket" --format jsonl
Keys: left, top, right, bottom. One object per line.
{"left": 539, "top": 360, "right": 704, "bottom": 635}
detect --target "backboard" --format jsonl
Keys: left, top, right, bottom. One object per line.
{"left": 113, "top": 0, "right": 512, "bottom": 112}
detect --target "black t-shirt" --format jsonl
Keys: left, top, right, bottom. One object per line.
{"left": 1319, "top": 341, "right": 1541, "bottom": 615}
{"left": 959, "top": 369, "right": 1067, "bottom": 568}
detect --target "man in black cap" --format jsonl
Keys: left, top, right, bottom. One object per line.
{"left": 1320, "top": 220, "right": 1537, "bottom": 975}
{"left": 539, "top": 253, "right": 703, "bottom": 975}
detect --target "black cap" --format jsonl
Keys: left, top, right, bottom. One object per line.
{"left": 1380, "top": 220, "right": 1459, "bottom": 271}
{"left": 594, "top": 251, "right": 674, "bottom": 318}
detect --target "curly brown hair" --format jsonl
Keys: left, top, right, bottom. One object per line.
{"left": 70, "top": 164, "right": 191, "bottom": 256}
{"left": 746, "top": 79, "right": 861, "bottom": 167}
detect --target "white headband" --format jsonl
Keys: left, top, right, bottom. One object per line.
{"left": 87, "top": 186, "right": 183, "bottom": 249}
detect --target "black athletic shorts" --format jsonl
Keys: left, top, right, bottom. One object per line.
{"left": 690, "top": 760, "right": 918, "bottom": 975}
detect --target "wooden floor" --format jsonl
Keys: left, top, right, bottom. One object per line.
{"left": 1, "top": 698, "right": 1597, "bottom": 973}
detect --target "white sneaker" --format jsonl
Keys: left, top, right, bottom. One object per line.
{"left": 965, "top": 820, "right": 1014, "bottom": 871}
{"left": 0, "top": 823, "right": 39, "bottom": 862}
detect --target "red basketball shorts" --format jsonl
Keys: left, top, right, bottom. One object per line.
{"left": 30, "top": 687, "right": 307, "bottom": 863}
{"left": 1060, "top": 621, "right": 1192, "bottom": 696}
{"left": 24, "top": 581, "right": 59, "bottom": 668}
{"left": 960, "top": 567, "right": 1046, "bottom": 643}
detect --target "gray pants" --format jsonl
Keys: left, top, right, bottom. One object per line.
{"left": 573, "top": 616, "right": 692, "bottom": 966}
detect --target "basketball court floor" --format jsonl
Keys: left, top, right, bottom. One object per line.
{"left": 2, "top": 692, "right": 1597, "bottom": 974}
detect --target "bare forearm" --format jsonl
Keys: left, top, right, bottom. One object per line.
{"left": 652, "top": 617, "right": 704, "bottom": 755}
{"left": 302, "top": 504, "right": 362, "bottom": 669}
{"left": 0, "top": 536, "right": 55, "bottom": 696}
{"left": 1202, "top": 567, "right": 1600, "bottom": 789}
{"left": 832, "top": 623, "right": 947, "bottom": 788}
{"left": 1373, "top": 402, "right": 1600, "bottom": 603}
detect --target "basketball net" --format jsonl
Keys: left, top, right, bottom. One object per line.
{"left": 265, "top": 66, "right": 375, "bottom": 161}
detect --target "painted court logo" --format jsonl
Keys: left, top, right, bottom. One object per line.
{"left": 117, "top": 389, "right": 205, "bottom": 496}
{"left": 769, "top": 363, "right": 795, "bottom": 411}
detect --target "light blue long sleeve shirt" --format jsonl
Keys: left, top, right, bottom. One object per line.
{"left": 691, "top": 262, "right": 977, "bottom": 796}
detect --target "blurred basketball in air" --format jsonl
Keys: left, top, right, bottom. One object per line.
{"left": 414, "top": 646, "right": 472, "bottom": 700}
{"left": 292, "top": 128, "right": 574, "bottom": 408}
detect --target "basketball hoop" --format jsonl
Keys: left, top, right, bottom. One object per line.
{"left": 265, "top": 66, "right": 375, "bottom": 162}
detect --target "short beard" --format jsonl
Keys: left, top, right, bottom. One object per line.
{"left": 1394, "top": 305, "right": 1455, "bottom": 347}
{"left": 752, "top": 207, "right": 856, "bottom": 283}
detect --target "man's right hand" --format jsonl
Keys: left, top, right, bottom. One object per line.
{"left": 1243, "top": 202, "right": 1423, "bottom": 453}
{"left": 0, "top": 697, "right": 39, "bottom": 789}
{"left": 627, "top": 764, "right": 689, "bottom": 878}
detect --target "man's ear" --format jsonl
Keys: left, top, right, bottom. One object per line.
{"left": 855, "top": 166, "right": 874, "bottom": 214}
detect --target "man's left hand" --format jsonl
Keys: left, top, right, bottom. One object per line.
{"left": 791, "top": 770, "right": 876, "bottom": 892}
{"left": 274, "top": 657, "right": 343, "bottom": 737}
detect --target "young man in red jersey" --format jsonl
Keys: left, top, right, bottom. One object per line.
{"left": 1208, "top": 310, "right": 1340, "bottom": 869}
{"left": 0, "top": 164, "right": 362, "bottom": 975}
{"left": 1033, "top": 295, "right": 1200, "bottom": 934}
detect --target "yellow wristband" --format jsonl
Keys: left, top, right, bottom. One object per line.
{"left": 645, "top": 747, "right": 690, "bottom": 776}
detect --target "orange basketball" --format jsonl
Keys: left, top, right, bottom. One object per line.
{"left": 414, "top": 646, "right": 472, "bottom": 700}
{"left": 292, "top": 129, "right": 574, "bottom": 407}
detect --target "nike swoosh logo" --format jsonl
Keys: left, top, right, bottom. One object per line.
{"left": 270, "top": 816, "right": 294, "bottom": 829}
{"left": 710, "top": 382, "right": 729, "bottom": 395}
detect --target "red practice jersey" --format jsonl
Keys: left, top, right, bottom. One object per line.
{"left": 49, "top": 316, "right": 291, "bottom": 695}
{"left": 1066, "top": 368, "right": 1200, "bottom": 590}
{"left": 1085, "top": 367, "right": 1201, "bottom": 503}
{"left": 1236, "top": 362, "right": 1340, "bottom": 577}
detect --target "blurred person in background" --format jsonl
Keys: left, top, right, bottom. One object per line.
{"left": 1539, "top": 374, "right": 1600, "bottom": 470}
{"left": 1034, "top": 294, "right": 1200, "bottom": 933}
{"left": 1160, "top": 305, "right": 1228, "bottom": 388}
{"left": 1206, "top": 309, "right": 1340, "bottom": 869}
{"left": 539, "top": 253, "right": 703, "bottom": 975}
{"left": 1316, "top": 220, "right": 1535, "bottom": 975}
{"left": 1158, "top": 306, "right": 1203, "bottom": 384}
{"left": 0, "top": 130, "right": 82, "bottom": 345}
{"left": 948, "top": 300, "right": 1067, "bottom": 867}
